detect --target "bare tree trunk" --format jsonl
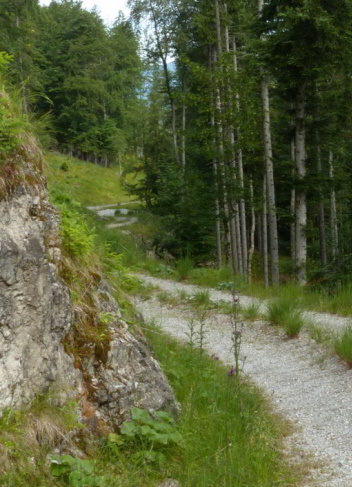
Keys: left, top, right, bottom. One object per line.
{"left": 295, "top": 84, "right": 307, "bottom": 285}
{"left": 248, "top": 177, "right": 256, "bottom": 284}
{"left": 181, "top": 103, "right": 186, "bottom": 169}
{"left": 213, "top": 159, "right": 223, "bottom": 269}
{"left": 232, "top": 36, "right": 248, "bottom": 276}
{"left": 209, "top": 49, "right": 222, "bottom": 269}
{"left": 315, "top": 129, "right": 327, "bottom": 267}
{"left": 290, "top": 138, "right": 296, "bottom": 262}
{"left": 224, "top": 3, "right": 239, "bottom": 273}
{"left": 172, "top": 101, "right": 180, "bottom": 165}
{"left": 258, "top": 214, "right": 263, "bottom": 256}
{"left": 214, "top": 7, "right": 232, "bottom": 269}
{"left": 329, "top": 150, "right": 339, "bottom": 259}
{"left": 258, "top": 0, "right": 279, "bottom": 286}
{"left": 262, "top": 176, "right": 269, "bottom": 287}
{"left": 261, "top": 79, "right": 279, "bottom": 285}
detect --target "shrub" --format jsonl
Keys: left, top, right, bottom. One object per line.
{"left": 334, "top": 326, "right": 352, "bottom": 366}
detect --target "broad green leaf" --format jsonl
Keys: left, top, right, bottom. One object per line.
{"left": 154, "top": 411, "right": 174, "bottom": 423}
{"left": 120, "top": 420, "right": 139, "bottom": 437}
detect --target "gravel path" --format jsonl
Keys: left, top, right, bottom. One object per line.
{"left": 87, "top": 203, "right": 139, "bottom": 228}
{"left": 135, "top": 273, "right": 352, "bottom": 334}
{"left": 133, "top": 273, "right": 352, "bottom": 487}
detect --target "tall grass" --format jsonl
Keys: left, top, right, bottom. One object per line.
{"left": 175, "top": 257, "right": 194, "bottom": 281}
{"left": 334, "top": 326, "right": 352, "bottom": 367}
{"left": 267, "top": 298, "right": 305, "bottom": 337}
{"left": 242, "top": 303, "right": 262, "bottom": 322}
{"left": 145, "top": 326, "right": 299, "bottom": 487}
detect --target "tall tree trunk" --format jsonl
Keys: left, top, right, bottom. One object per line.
{"left": 172, "top": 101, "right": 180, "bottom": 165}
{"left": 329, "top": 150, "right": 339, "bottom": 259}
{"left": 214, "top": 7, "right": 232, "bottom": 268}
{"left": 224, "top": 3, "right": 240, "bottom": 273}
{"left": 258, "top": 213, "right": 263, "bottom": 257}
{"left": 209, "top": 49, "right": 222, "bottom": 268}
{"left": 248, "top": 178, "right": 256, "bottom": 284}
{"left": 232, "top": 35, "right": 248, "bottom": 276}
{"left": 290, "top": 137, "right": 296, "bottom": 262}
{"left": 213, "top": 159, "right": 223, "bottom": 269}
{"left": 258, "top": 0, "right": 279, "bottom": 286}
{"left": 181, "top": 103, "right": 186, "bottom": 169}
{"left": 295, "top": 84, "right": 307, "bottom": 285}
{"left": 315, "top": 129, "right": 327, "bottom": 267}
{"left": 262, "top": 176, "right": 269, "bottom": 287}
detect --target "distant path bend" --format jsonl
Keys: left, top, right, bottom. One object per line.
{"left": 87, "top": 203, "right": 138, "bottom": 228}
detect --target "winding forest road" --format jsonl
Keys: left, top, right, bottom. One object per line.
{"left": 133, "top": 273, "right": 352, "bottom": 487}
{"left": 87, "top": 203, "right": 138, "bottom": 228}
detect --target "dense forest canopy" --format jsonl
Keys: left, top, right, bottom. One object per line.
{"left": 2, "top": 0, "right": 352, "bottom": 288}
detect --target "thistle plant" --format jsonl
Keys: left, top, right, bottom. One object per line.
{"left": 196, "top": 309, "right": 208, "bottom": 354}
{"left": 229, "top": 286, "right": 244, "bottom": 377}
{"left": 185, "top": 318, "right": 197, "bottom": 349}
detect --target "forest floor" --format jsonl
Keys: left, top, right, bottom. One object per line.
{"left": 132, "top": 273, "right": 352, "bottom": 487}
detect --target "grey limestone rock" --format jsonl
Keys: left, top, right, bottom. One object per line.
{"left": 0, "top": 182, "right": 178, "bottom": 430}
{"left": 0, "top": 186, "right": 82, "bottom": 409}
{"left": 80, "top": 281, "right": 179, "bottom": 429}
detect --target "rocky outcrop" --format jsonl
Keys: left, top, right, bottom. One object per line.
{"left": 0, "top": 179, "right": 177, "bottom": 427}
{"left": 79, "top": 281, "right": 178, "bottom": 430}
{"left": 0, "top": 185, "right": 81, "bottom": 409}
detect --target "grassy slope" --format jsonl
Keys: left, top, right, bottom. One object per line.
{"left": 46, "top": 152, "right": 134, "bottom": 206}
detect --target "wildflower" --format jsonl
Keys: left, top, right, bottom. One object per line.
{"left": 228, "top": 367, "right": 237, "bottom": 376}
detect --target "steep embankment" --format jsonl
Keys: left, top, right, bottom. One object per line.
{"left": 134, "top": 273, "right": 352, "bottom": 487}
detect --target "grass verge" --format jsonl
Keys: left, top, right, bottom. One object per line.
{"left": 334, "top": 326, "right": 352, "bottom": 367}
{"left": 144, "top": 325, "right": 300, "bottom": 487}
{"left": 267, "top": 298, "right": 305, "bottom": 338}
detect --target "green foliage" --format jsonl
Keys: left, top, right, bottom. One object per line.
{"left": 0, "top": 51, "right": 12, "bottom": 75}
{"left": 0, "top": 86, "right": 28, "bottom": 157}
{"left": 51, "top": 455, "right": 103, "bottom": 487}
{"left": 175, "top": 257, "right": 194, "bottom": 281}
{"left": 334, "top": 326, "right": 352, "bottom": 367}
{"left": 120, "top": 408, "right": 181, "bottom": 447}
{"left": 59, "top": 203, "right": 95, "bottom": 258}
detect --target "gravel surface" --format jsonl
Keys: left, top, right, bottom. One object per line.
{"left": 87, "top": 204, "right": 139, "bottom": 228}
{"left": 135, "top": 273, "right": 352, "bottom": 334}
{"left": 133, "top": 274, "right": 352, "bottom": 487}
